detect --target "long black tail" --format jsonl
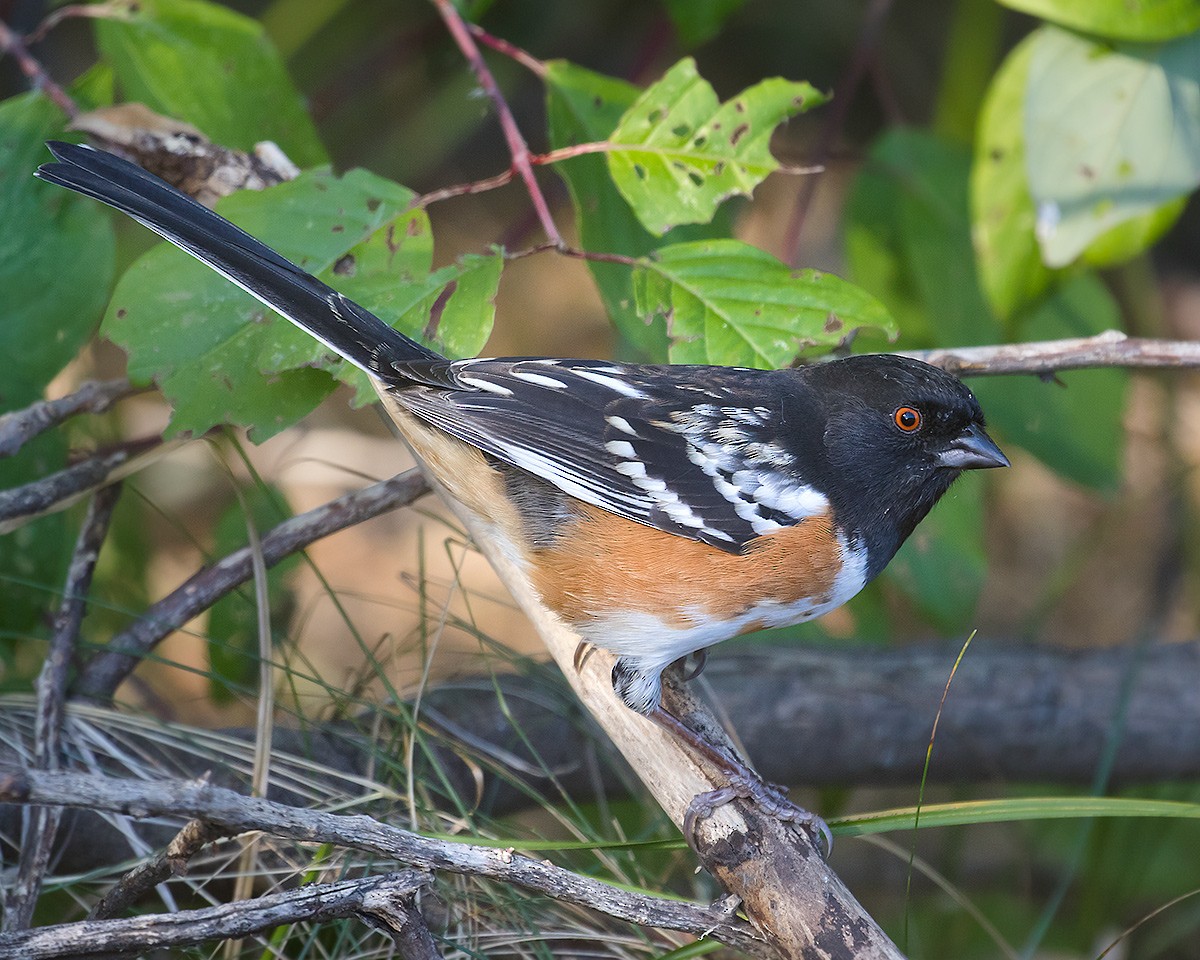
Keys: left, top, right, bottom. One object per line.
{"left": 36, "top": 141, "right": 451, "bottom": 386}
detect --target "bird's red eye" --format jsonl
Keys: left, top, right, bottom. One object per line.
{"left": 894, "top": 406, "right": 922, "bottom": 432}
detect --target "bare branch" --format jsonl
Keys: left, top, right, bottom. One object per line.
{"left": 73, "top": 469, "right": 431, "bottom": 703}
{"left": 901, "top": 331, "right": 1200, "bottom": 376}
{"left": 0, "top": 380, "right": 137, "bottom": 459}
{"left": 0, "top": 438, "right": 168, "bottom": 535}
{"left": 0, "top": 770, "right": 764, "bottom": 953}
{"left": 0, "top": 870, "right": 433, "bottom": 959}
{"left": 89, "top": 818, "right": 230, "bottom": 921}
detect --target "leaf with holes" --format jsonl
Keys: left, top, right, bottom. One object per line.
{"left": 634, "top": 240, "right": 896, "bottom": 368}
{"left": 607, "top": 58, "right": 826, "bottom": 236}
{"left": 545, "top": 59, "right": 733, "bottom": 360}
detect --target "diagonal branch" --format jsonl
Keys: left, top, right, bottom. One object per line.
{"left": 0, "top": 379, "right": 138, "bottom": 459}
{"left": 72, "top": 468, "right": 431, "bottom": 704}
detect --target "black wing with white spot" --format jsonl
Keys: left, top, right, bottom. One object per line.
{"left": 388, "top": 358, "right": 832, "bottom": 552}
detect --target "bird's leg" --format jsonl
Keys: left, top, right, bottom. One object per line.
{"left": 647, "top": 703, "right": 832, "bottom": 855}
{"left": 675, "top": 647, "right": 708, "bottom": 682}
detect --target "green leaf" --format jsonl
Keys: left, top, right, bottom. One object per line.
{"left": 971, "top": 275, "right": 1128, "bottom": 492}
{"left": 887, "top": 476, "right": 987, "bottom": 628}
{"left": 846, "top": 128, "right": 1002, "bottom": 347}
{"left": 634, "top": 239, "right": 896, "bottom": 368}
{"left": 995, "top": 0, "right": 1200, "bottom": 41}
{"left": 0, "top": 94, "right": 116, "bottom": 410}
{"left": 544, "top": 60, "right": 732, "bottom": 360}
{"left": 95, "top": 0, "right": 326, "bottom": 166}
{"left": 102, "top": 167, "right": 491, "bottom": 440}
{"left": 663, "top": 0, "right": 748, "bottom": 46}
{"left": 971, "top": 34, "right": 1057, "bottom": 321}
{"left": 1025, "top": 26, "right": 1200, "bottom": 268}
{"left": 607, "top": 58, "right": 827, "bottom": 236}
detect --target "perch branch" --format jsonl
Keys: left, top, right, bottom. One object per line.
{"left": 0, "top": 770, "right": 763, "bottom": 954}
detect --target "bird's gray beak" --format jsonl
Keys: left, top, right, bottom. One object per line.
{"left": 938, "top": 423, "right": 1010, "bottom": 470}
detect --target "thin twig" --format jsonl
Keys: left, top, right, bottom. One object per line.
{"left": 0, "top": 380, "right": 138, "bottom": 459}
{"left": 466, "top": 21, "right": 546, "bottom": 78}
{"left": 24, "top": 2, "right": 128, "bottom": 46}
{"left": 411, "top": 167, "right": 516, "bottom": 209}
{"left": 431, "top": 0, "right": 563, "bottom": 248}
{"left": 506, "top": 240, "right": 640, "bottom": 267}
{"left": 0, "top": 18, "right": 76, "bottom": 116}
{"left": 782, "top": 0, "right": 895, "bottom": 264}
{"left": 901, "top": 331, "right": 1200, "bottom": 375}
{"left": 72, "top": 469, "right": 431, "bottom": 703}
{"left": 89, "top": 817, "right": 231, "bottom": 920}
{"left": 0, "top": 869, "right": 433, "bottom": 959}
{"left": 3, "top": 484, "right": 121, "bottom": 932}
{"left": 0, "top": 770, "right": 764, "bottom": 953}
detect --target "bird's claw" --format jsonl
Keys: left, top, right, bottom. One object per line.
{"left": 684, "top": 775, "right": 833, "bottom": 856}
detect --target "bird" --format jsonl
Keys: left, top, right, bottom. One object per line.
{"left": 37, "top": 140, "right": 1008, "bottom": 849}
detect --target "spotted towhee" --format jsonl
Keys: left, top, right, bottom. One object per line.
{"left": 37, "top": 141, "right": 1008, "bottom": 845}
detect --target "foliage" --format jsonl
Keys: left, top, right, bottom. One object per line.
{"left": 2, "top": 0, "right": 1199, "bottom": 955}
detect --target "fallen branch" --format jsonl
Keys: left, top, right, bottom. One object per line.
{"left": 0, "top": 769, "right": 764, "bottom": 954}
{"left": 0, "top": 870, "right": 434, "bottom": 960}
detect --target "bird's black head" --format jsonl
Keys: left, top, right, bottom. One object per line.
{"left": 804, "top": 354, "right": 1008, "bottom": 579}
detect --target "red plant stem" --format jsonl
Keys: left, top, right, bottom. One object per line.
{"left": 0, "top": 18, "right": 76, "bottom": 117}
{"left": 467, "top": 21, "right": 546, "bottom": 78}
{"left": 431, "top": 0, "right": 563, "bottom": 249}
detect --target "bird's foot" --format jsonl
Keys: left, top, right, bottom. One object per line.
{"left": 683, "top": 774, "right": 832, "bottom": 856}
